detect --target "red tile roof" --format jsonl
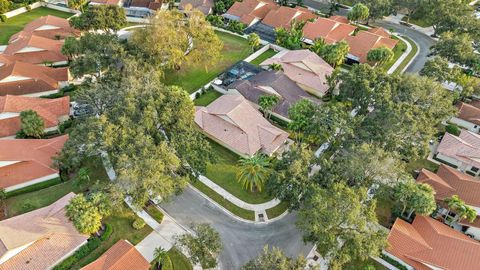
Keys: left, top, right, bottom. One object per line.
{"left": 345, "top": 28, "right": 398, "bottom": 63}
{"left": 302, "top": 17, "right": 356, "bottom": 44}
{"left": 329, "top": 15, "right": 349, "bottom": 23}
{"left": 387, "top": 217, "right": 480, "bottom": 270}
{"left": 0, "top": 135, "right": 68, "bottom": 189}
{"left": 90, "top": 0, "right": 123, "bottom": 5}
{"left": 3, "top": 33, "right": 67, "bottom": 65}
{"left": 9, "top": 15, "right": 80, "bottom": 43}
{"left": 81, "top": 240, "right": 150, "bottom": 270}
{"left": 262, "top": 6, "right": 317, "bottom": 29}
{"left": 131, "top": 0, "right": 165, "bottom": 10}
{"left": 0, "top": 95, "right": 70, "bottom": 137}
{"left": 225, "top": 0, "right": 278, "bottom": 25}
{"left": 456, "top": 101, "right": 480, "bottom": 125}
{"left": 0, "top": 60, "right": 69, "bottom": 96}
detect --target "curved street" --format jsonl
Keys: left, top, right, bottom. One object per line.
{"left": 160, "top": 187, "right": 313, "bottom": 270}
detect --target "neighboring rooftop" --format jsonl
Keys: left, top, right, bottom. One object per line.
{"left": 2, "top": 33, "right": 67, "bottom": 65}
{"left": 223, "top": 0, "right": 278, "bottom": 26}
{"left": 387, "top": 216, "right": 480, "bottom": 270}
{"left": 179, "top": 0, "right": 214, "bottom": 14}
{"left": 8, "top": 15, "right": 80, "bottom": 43}
{"left": 194, "top": 94, "right": 289, "bottom": 156}
{"left": 344, "top": 28, "right": 398, "bottom": 63}
{"left": 81, "top": 240, "right": 150, "bottom": 270}
{"left": 261, "top": 6, "right": 317, "bottom": 29}
{"left": 130, "top": 0, "right": 164, "bottom": 10}
{"left": 0, "top": 192, "right": 88, "bottom": 269}
{"left": 0, "top": 95, "right": 70, "bottom": 138}
{"left": 436, "top": 130, "right": 480, "bottom": 169}
{"left": 259, "top": 49, "right": 334, "bottom": 97}
{"left": 89, "top": 0, "right": 123, "bottom": 5}
{"left": 302, "top": 16, "right": 356, "bottom": 44}
{"left": 0, "top": 135, "right": 68, "bottom": 190}
{"left": 456, "top": 101, "right": 480, "bottom": 125}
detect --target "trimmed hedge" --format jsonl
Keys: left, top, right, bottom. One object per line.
{"left": 445, "top": 124, "right": 461, "bottom": 136}
{"left": 380, "top": 254, "right": 408, "bottom": 270}
{"left": 6, "top": 177, "right": 62, "bottom": 198}
{"left": 100, "top": 223, "right": 112, "bottom": 241}
{"left": 53, "top": 237, "right": 102, "bottom": 270}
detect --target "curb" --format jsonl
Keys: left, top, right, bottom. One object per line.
{"left": 387, "top": 33, "right": 412, "bottom": 74}
{"left": 400, "top": 36, "right": 420, "bottom": 74}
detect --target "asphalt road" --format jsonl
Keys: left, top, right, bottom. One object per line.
{"left": 299, "top": 0, "right": 436, "bottom": 73}
{"left": 160, "top": 187, "right": 313, "bottom": 270}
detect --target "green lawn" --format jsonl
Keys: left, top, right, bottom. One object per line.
{"left": 144, "top": 204, "right": 164, "bottom": 224}
{"left": 392, "top": 36, "right": 418, "bottom": 75}
{"left": 375, "top": 186, "right": 395, "bottom": 228}
{"left": 343, "top": 258, "right": 389, "bottom": 270}
{"left": 405, "top": 158, "right": 440, "bottom": 174}
{"left": 163, "top": 31, "right": 251, "bottom": 93}
{"left": 72, "top": 205, "right": 153, "bottom": 268}
{"left": 205, "top": 139, "right": 274, "bottom": 204}
{"left": 265, "top": 201, "right": 289, "bottom": 219}
{"left": 194, "top": 90, "right": 222, "bottom": 106}
{"left": 378, "top": 36, "right": 407, "bottom": 71}
{"left": 401, "top": 13, "right": 432, "bottom": 28}
{"left": 168, "top": 248, "right": 193, "bottom": 270}
{"left": 249, "top": 48, "right": 278, "bottom": 65}
{"left": 0, "top": 7, "right": 73, "bottom": 44}
{"left": 5, "top": 157, "right": 108, "bottom": 217}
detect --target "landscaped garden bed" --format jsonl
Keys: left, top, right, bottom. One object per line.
{"left": 167, "top": 247, "right": 193, "bottom": 270}
{"left": 249, "top": 48, "right": 278, "bottom": 65}
{"left": 144, "top": 204, "right": 164, "bottom": 224}
{"left": 0, "top": 7, "right": 73, "bottom": 44}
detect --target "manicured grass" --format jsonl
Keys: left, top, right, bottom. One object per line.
{"left": 193, "top": 90, "right": 222, "bottom": 106}
{"left": 265, "top": 201, "right": 289, "bottom": 219}
{"left": 0, "top": 7, "right": 73, "bottom": 44}
{"left": 378, "top": 36, "right": 407, "bottom": 71}
{"left": 343, "top": 258, "right": 389, "bottom": 270}
{"left": 249, "top": 48, "right": 278, "bottom": 65}
{"left": 5, "top": 157, "right": 109, "bottom": 217}
{"left": 392, "top": 36, "right": 418, "bottom": 75}
{"left": 190, "top": 180, "right": 255, "bottom": 220}
{"left": 144, "top": 204, "right": 164, "bottom": 224}
{"left": 168, "top": 247, "right": 193, "bottom": 270}
{"left": 405, "top": 158, "right": 440, "bottom": 174}
{"left": 72, "top": 205, "right": 153, "bottom": 268}
{"left": 205, "top": 140, "right": 274, "bottom": 204}
{"left": 163, "top": 31, "right": 251, "bottom": 94}
{"left": 401, "top": 14, "right": 432, "bottom": 28}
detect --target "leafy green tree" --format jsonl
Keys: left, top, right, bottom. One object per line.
{"left": 247, "top": 33, "right": 261, "bottom": 52}
{"left": 420, "top": 56, "right": 455, "bottom": 82}
{"left": 258, "top": 95, "right": 279, "bottom": 119}
{"left": 176, "top": 223, "right": 222, "bottom": 269}
{"left": 268, "top": 63, "right": 283, "bottom": 71}
{"left": 392, "top": 180, "right": 436, "bottom": 219}
{"left": 130, "top": 10, "right": 223, "bottom": 71}
{"left": 275, "top": 21, "right": 305, "bottom": 50}
{"left": 19, "top": 110, "right": 44, "bottom": 138}
{"left": 213, "top": 0, "right": 235, "bottom": 14}
{"left": 423, "top": 0, "right": 477, "bottom": 37}
{"left": 66, "top": 192, "right": 112, "bottom": 234}
{"left": 367, "top": 46, "right": 394, "bottom": 67}
{"left": 444, "top": 195, "right": 477, "bottom": 225}
{"left": 297, "top": 183, "right": 387, "bottom": 270}
{"left": 327, "top": 0, "right": 340, "bottom": 16}
{"left": 287, "top": 99, "right": 317, "bottom": 143}
{"left": 356, "top": 0, "right": 393, "bottom": 23}
{"left": 67, "top": 0, "right": 87, "bottom": 11}
{"left": 242, "top": 246, "right": 311, "bottom": 270}
{"left": 0, "top": 0, "right": 11, "bottom": 14}
{"left": 311, "top": 39, "right": 349, "bottom": 68}
{"left": 266, "top": 144, "right": 314, "bottom": 210}
{"left": 393, "top": 0, "right": 428, "bottom": 23}
{"left": 237, "top": 154, "right": 271, "bottom": 192}
{"left": 431, "top": 32, "right": 480, "bottom": 73}
{"left": 206, "top": 14, "right": 224, "bottom": 27}
{"left": 74, "top": 167, "right": 90, "bottom": 187}
{"left": 347, "top": 3, "right": 369, "bottom": 24}
{"left": 70, "top": 5, "right": 126, "bottom": 32}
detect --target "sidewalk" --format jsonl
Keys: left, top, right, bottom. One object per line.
{"left": 382, "top": 14, "right": 435, "bottom": 37}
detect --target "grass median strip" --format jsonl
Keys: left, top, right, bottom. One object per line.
{"left": 393, "top": 35, "right": 418, "bottom": 74}
{"left": 265, "top": 201, "right": 289, "bottom": 219}
{"left": 190, "top": 180, "right": 255, "bottom": 221}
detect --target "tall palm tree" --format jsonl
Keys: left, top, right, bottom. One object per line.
{"left": 236, "top": 154, "right": 271, "bottom": 192}
{"left": 153, "top": 247, "right": 167, "bottom": 270}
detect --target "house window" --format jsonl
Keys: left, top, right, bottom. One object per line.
{"left": 471, "top": 167, "right": 479, "bottom": 172}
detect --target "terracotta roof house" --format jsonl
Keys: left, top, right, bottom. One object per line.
{"left": 0, "top": 60, "right": 70, "bottom": 97}
{"left": 417, "top": 164, "right": 480, "bottom": 240}
{"left": 227, "top": 70, "right": 318, "bottom": 120}
{"left": 130, "top": 0, "right": 165, "bottom": 10}
{"left": 81, "top": 240, "right": 150, "bottom": 270}
{"left": 1, "top": 33, "right": 68, "bottom": 65}
{"left": 0, "top": 95, "right": 70, "bottom": 138}
{"left": 223, "top": 0, "right": 278, "bottom": 27}
{"left": 302, "top": 17, "right": 356, "bottom": 44}
{"left": 194, "top": 94, "right": 289, "bottom": 157}
{"left": 261, "top": 6, "right": 317, "bottom": 29}
{"left": 260, "top": 49, "right": 334, "bottom": 97}
{"left": 0, "top": 135, "right": 68, "bottom": 192}
{"left": 179, "top": 0, "right": 214, "bottom": 14}
{"left": 386, "top": 216, "right": 480, "bottom": 270}
{"left": 0, "top": 192, "right": 89, "bottom": 269}
{"left": 89, "top": 0, "right": 124, "bottom": 6}
{"left": 344, "top": 28, "right": 398, "bottom": 63}
{"left": 435, "top": 130, "right": 480, "bottom": 176}
{"left": 8, "top": 16, "right": 80, "bottom": 43}
{"left": 450, "top": 102, "right": 480, "bottom": 133}
{"left": 329, "top": 15, "right": 349, "bottom": 23}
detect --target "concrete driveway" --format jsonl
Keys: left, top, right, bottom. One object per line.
{"left": 160, "top": 187, "right": 313, "bottom": 270}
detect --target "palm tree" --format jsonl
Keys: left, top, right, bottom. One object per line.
{"left": 444, "top": 195, "right": 477, "bottom": 225}
{"left": 258, "top": 95, "right": 279, "bottom": 119}
{"left": 268, "top": 63, "right": 283, "bottom": 71}
{"left": 236, "top": 154, "right": 271, "bottom": 192}
{"left": 153, "top": 247, "right": 167, "bottom": 270}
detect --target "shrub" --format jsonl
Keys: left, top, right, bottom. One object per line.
{"left": 6, "top": 177, "right": 62, "bottom": 198}
{"left": 59, "top": 119, "right": 73, "bottom": 133}
{"left": 53, "top": 237, "right": 102, "bottom": 270}
{"left": 161, "top": 254, "right": 173, "bottom": 270}
{"left": 100, "top": 223, "right": 113, "bottom": 241}
{"left": 25, "top": 4, "right": 31, "bottom": 11}
{"left": 380, "top": 254, "right": 408, "bottom": 270}
{"left": 195, "top": 92, "right": 201, "bottom": 99}
{"left": 21, "top": 202, "right": 35, "bottom": 213}
{"left": 132, "top": 218, "right": 145, "bottom": 230}
{"left": 445, "top": 124, "right": 461, "bottom": 136}
{"left": 0, "top": 15, "right": 7, "bottom": 23}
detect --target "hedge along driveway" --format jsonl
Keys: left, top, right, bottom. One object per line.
{"left": 162, "top": 31, "right": 251, "bottom": 94}
{"left": 0, "top": 7, "right": 74, "bottom": 44}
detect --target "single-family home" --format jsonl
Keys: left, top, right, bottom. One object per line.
{"left": 259, "top": 49, "right": 334, "bottom": 97}
{"left": 417, "top": 164, "right": 480, "bottom": 240}
{"left": 8, "top": 15, "right": 80, "bottom": 42}
{"left": 0, "top": 192, "right": 89, "bottom": 269}
{"left": 1, "top": 33, "right": 68, "bottom": 66}
{"left": 435, "top": 130, "right": 480, "bottom": 176}
{"left": 0, "top": 95, "right": 70, "bottom": 139}
{"left": 130, "top": 0, "right": 165, "bottom": 11}
{"left": 0, "top": 60, "right": 70, "bottom": 96}
{"left": 0, "top": 135, "right": 68, "bottom": 192}
{"left": 227, "top": 70, "right": 319, "bottom": 121}
{"left": 302, "top": 16, "right": 356, "bottom": 44}
{"left": 81, "top": 240, "right": 150, "bottom": 270}
{"left": 450, "top": 102, "right": 480, "bottom": 133}
{"left": 223, "top": 0, "right": 278, "bottom": 27}
{"left": 89, "top": 0, "right": 124, "bottom": 6}
{"left": 385, "top": 216, "right": 480, "bottom": 270}
{"left": 194, "top": 94, "right": 289, "bottom": 157}
{"left": 179, "top": 0, "right": 214, "bottom": 15}
{"left": 261, "top": 6, "right": 317, "bottom": 30}
{"left": 344, "top": 28, "right": 398, "bottom": 64}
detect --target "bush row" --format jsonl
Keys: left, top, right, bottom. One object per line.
{"left": 6, "top": 177, "right": 62, "bottom": 198}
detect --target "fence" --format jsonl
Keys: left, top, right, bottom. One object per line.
{"left": 3, "top": 2, "right": 79, "bottom": 18}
